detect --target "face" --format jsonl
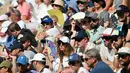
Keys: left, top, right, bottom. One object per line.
{"left": 35, "top": 0, "right": 42, "bottom": 4}
{"left": 103, "top": 37, "right": 112, "bottom": 49}
{"left": 78, "top": 38, "right": 88, "bottom": 49}
{"left": 68, "top": 61, "right": 80, "bottom": 71}
{"left": 59, "top": 43, "right": 66, "bottom": 51}
{"left": 43, "top": 0, "right": 51, "bottom": 4}
{"left": 118, "top": 54, "right": 130, "bottom": 66}
{"left": 77, "top": 1, "right": 87, "bottom": 11}
{"left": 84, "top": 55, "right": 94, "bottom": 67}
{"left": 11, "top": 30, "right": 19, "bottom": 37}
{"left": 11, "top": 49, "right": 21, "bottom": 56}
{"left": 53, "top": 4, "right": 61, "bottom": 10}
{"left": 113, "top": 37, "right": 123, "bottom": 49}
{"left": 94, "top": 2, "right": 101, "bottom": 9}
{"left": 71, "top": 20, "right": 76, "bottom": 26}
{"left": 10, "top": 12, "right": 17, "bottom": 22}
{"left": 42, "top": 23, "right": 53, "bottom": 31}
{"left": 0, "top": 67, "right": 8, "bottom": 73}
{"left": 18, "top": 0, "right": 24, "bottom": 4}
{"left": 90, "top": 19, "right": 99, "bottom": 29}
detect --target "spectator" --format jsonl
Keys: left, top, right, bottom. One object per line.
{"left": 17, "top": 0, "right": 31, "bottom": 22}
{"left": 43, "top": 0, "right": 53, "bottom": 10}
{"left": 117, "top": 47, "right": 130, "bottom": 73}
{"left": 5, "top": 22, "right": 21, "bottom": 50}
{"left": 53, "top": 36, "right": 74, "bottom": 73}
{"left": 85, "top": 49, "right": 114, "bottom": 73}
{"left": 31, "top": 0, "right": 49, "bottom": 23}
{"left": 9, "top": 8, "right": 26, "bottom": 29}
{"left": 115, "top": 5, "right": 130, "bottom": 41}
{"left": 0, "top": 60, "right": 12, "bottom": 73}
{"left": 16, "top": 55, "right": 36, "bottom": 73}
{"left": 10, "top": 41, "right": 24, "bottom": 56}
{"left": 30, "top": 53, "right": 52, "bottom": 73}
{"left": 68, "top": 53, "right": 89, "bottom": 73}
{"left": 77, "top": 0, "right": 88, "bottom": 12}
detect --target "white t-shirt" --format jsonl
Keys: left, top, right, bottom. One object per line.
{"left": 31, "top": 3, "right": 49, "bottom": 23}
{"left": 53, "top": 56, "right": 69, "bottom": 72}
{"left": 78, "top": 67, "right": 89, "bottom": 73}
{"left": 100, "top": 44, "right": 115, "bottom": 62}
{"left": 41, "top": 68, "right": 52, "bottom": 73}
{"left": 17, "top": 20, "right": 26, "bottom": 29}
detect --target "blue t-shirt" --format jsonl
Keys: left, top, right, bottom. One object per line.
{"left": 90, "top": 61, "right": 114, "bottom": 73}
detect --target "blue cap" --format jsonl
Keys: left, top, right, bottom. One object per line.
{"left": 72, "top": 30, "right": 88, "bottom": 41}
{"left": 10, "top": 41, "right": 24, "bottom": 51}
{"left": 68, "top": 53, "right": 81, "bottom": 61}
{"left": 41, "top": 16, "right": 53, "bottom": 24}
{"left": 17, "top": 55, "right": 28, "bottom": 65}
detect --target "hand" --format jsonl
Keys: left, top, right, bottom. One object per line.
{"left": 36, "top": 32, "right": 47, "bottom": 41}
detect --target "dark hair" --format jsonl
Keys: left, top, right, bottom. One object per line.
{"left": 7, "top": 22, "right": 21, "bottom": 35}
{"left": 93, "top": 0, "right": 106, "bottom": 8}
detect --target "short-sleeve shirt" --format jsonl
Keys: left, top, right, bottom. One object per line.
{"left": 17, "top": 1, "right": 31, "bottom": 20}
{"left": 90, "top": 61, "right": 114, "bottom": 73}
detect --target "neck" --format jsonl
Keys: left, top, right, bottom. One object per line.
{"left": 93, "top": 61, "right": 98, "bottom": 68}
{"left": 37, "top": 65, "right": 45, "bottom": 72}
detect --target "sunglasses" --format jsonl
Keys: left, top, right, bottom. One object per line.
{"left": 118, "top": 54, "right": 129, "bottom": 59}
{"left": 84, "top": 57, "right": 91, "bottom": 61}
{"left": 68, "top": 61, "right": 76, "bottom": 66}
{"left": 53, "top": 4, "right": 60, "bottom": 7}
{"left": 77, "top": 1, "right": 86, "bottom": 5}
{"left": 42, "top": 23, "right": 50, "bottom": 26}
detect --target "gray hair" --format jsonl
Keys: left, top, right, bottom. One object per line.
{"left": 85, "top": 48, "right": 101, "bottom": 61}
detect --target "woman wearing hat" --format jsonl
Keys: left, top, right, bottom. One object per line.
{"left": 52, "top": 0, "right": 68, "bottom": 22}
{"left": 53, "top": 36, "right": 74, "bottom": 73}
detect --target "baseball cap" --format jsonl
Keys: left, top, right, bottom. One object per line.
{"left": 59, "top": 36, "right": 70, "bottom": 43}
{"left": 87, "top": 12, "right": 98, "bottom": 19}
{"left": 0, "top": 21, "right": 12, "bottom": 34}
{"left": 118, "top": 47, "right": 130, "bottom": 55}
{"left": 72, "top": 30, "right": 88, "bottom": 42}
{"left": 68, "top": 53, "right": 81, "bottom": 61}
{"left": 41, "top": 16, "right": 53, "bottom": 24}
{"left": 0, "top": 14, "right": 8, "bottom": 21}
{"left": 17, "top": 55, "right": 28, "bottom": 65}
{"left": 77, "top": 0, "right": 87, "bottom": 3}
{"left": 10, "top": 41, "right": 24, "bottom": 51}
{"left": 30, "top": 53, "right": 46, "bottom": 62}
{"left": 0, "top": 60, "right": 12, "bottom": 68}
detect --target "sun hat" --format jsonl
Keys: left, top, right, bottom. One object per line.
{"left": 52, "top": 0, "right": 64, "bottom": 7}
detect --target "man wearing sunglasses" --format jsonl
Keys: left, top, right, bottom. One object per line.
{"left": 77, "top": 0, "right": 88, "bottom": 13}
{"left": 117, "top": 47, "right": 130, "bottom": 73}
{"left": 85, "top": 49, "right": 114, "bottom": 73}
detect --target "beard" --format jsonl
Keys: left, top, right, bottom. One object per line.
{"left": 90, "top": 24, "right": 99, "bottom": 29}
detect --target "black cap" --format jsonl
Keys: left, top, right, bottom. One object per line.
{"left": 10, "top": 41, "right": 24, "bottom": 51}
{"left": 72, "top": 30, "right": 88, "bottom": 41}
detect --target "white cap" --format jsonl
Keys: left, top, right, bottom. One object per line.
{"left": 0, "top": 14, "right": 8, "bottom": 21}
{"left": 71, "top": 12, "right": 85, "bottom": 20}
{"left": 30, "top": 53, "right": 46, "bottom": 62}
{"left": 1, "top": 21, "right": 12, "bottom": 33}
{"left": 59, "top": 36, "right": 69, "bottom": 43}
{"left": 118, "top": 47, "right": 130, "bottom": 54}
{"left": 102, "top": 28, "right": 113, "bottom": 36}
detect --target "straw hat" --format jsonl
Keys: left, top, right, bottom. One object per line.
{"left": 52, "top": 0, "right": 64, "bottom": 7}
